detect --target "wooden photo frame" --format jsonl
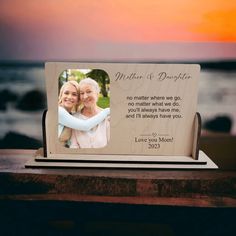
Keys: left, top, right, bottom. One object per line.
{"left": 26, "top": 62, "right": 218, "bottom": 169}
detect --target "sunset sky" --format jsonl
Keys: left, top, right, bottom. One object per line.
{"left": 0, "top": 0, "right": 236, "bottom": 61}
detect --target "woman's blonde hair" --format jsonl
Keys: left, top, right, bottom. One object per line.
{"left": 58, "top": 80, "right": 80, "bottom": 146}
{"left": 58, "top": 80, "right": 80, "bottom": 113}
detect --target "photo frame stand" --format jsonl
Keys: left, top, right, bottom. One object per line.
{"left": 25, "top": 110, "right": 218, "bottom": 169}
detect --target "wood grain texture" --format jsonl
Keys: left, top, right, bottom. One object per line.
{"left": 0, "top": 150, "right": 235, "bottom": 207}
{"left": 45, "top": 63, "right": 200, "bottom": 158}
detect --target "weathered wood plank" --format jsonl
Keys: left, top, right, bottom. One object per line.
{"left": 0, "top": 149, "right": 236, "bottom": 207}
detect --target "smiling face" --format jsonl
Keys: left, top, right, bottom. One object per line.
{"left": 79, "top": 83, "right": 98, "bottom": 109}
{"left": 60, "top": 83, "right": 79, "bottom": 112}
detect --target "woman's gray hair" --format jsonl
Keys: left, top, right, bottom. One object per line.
{"left": 79, "top": 78, "right": 100, "bottom": 94}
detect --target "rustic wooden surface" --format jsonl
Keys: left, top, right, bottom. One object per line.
{"left": 0, "top": 149, "right": 236, "bottom": 208}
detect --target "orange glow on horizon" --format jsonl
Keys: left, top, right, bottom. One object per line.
{"left": 0, "top": 0, "right": 236, "bottom": 43}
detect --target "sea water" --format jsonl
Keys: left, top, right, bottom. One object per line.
{"left": 198, "top": 70, "right": 236, "bottom": 133}
{"left": 0, "top": 64, "right": 45, "bottom": 141}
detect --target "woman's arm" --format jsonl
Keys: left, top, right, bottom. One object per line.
{"left": 58, "top": 106, "right": 110, "bottom": 131}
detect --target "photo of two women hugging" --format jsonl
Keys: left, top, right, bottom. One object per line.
{"left": 58, "top": 69, "right": 110, "bottom": 149}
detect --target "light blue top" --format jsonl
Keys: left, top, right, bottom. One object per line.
{"left": 58, "top": 106, "right": 110, "bottom": 137}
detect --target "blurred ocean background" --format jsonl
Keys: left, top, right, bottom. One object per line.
{"left": 0, "top": 63, "right": 46, "bottom": 148}
{"left": 0, "top": 61, "right": 236, "bottom": 148}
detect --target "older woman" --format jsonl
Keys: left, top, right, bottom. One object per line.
{"left": 69, "top": 78, "right": 110, "bottom": 148}
{"left": 58, "top": 80, "right": 110, "bottom": 146}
